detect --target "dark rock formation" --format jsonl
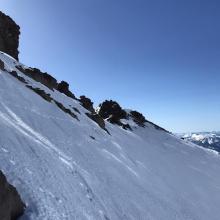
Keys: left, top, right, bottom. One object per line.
{"left": 0, "top": 170, "right": 25, "bottom": 220}
{"left": 129, "top": 110, "right": 168, "bottom": 132}
{"left": 54, "top": 101, "right": 78, "bottom": 120}
{"left": 57, "top": 81, "right": 75, "bottom": 99}
{"left": 16, "top": 66, "right": 76, "bottom": 99}
{"left": 79, "top": 95, "right": 94, "bottom": 112}
{"left": 122, "top": 123, "right": 132, "bottom": 130}
{"left": 71, "top": 106, "right": 81, "bottom": 114}
{"left": 97, "top": 100, "right": 127, "bottom": 124}
{"left": 86, "top": 113, "right": 109, "bottom": 134}
{"left": 26, "top": 86, "right": 53, "bottom": 102}
{"left": 16, "top": 65, "right": 58, "bottom": 90}
{"left": 90, "top": 136, "right": 95, "bottom": 140}
{"left": 0, "top": 11, "right": 77, "bottom": 100}
{"left": 0, "top": 58, "right": 5, "bottom": 70}
{"left": 10, "top": 70, "right": 27, "bottom": 84}
{"left": 0, "top": 11, "right": 20, "bottom": 60}
{"left": 129, "top": 110, "right": 147, "bottom": 127}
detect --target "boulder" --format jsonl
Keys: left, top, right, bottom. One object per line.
{"left": 0, "top": 58, "right": 5, "bottom": 70}
{"left": 0, "top": 11, "right": 20, "bottom": 60}
{"left": 0, "top": 170, "right": 25, "bottom": 220}
{"left": 79, "top": 95, "right": 94, "bottom": 112}
{"left": 97, "top": 100, "right": 127, "bottom": 124}
{"left": 57, "top": 81, "right": 75, "bottom": 99}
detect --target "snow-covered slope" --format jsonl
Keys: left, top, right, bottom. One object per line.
{"left": 0, "top": 52, "right": 220, "bottom": 220}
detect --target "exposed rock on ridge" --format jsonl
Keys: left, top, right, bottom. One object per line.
{"left": 97, "top": 100, "right": 127, "bottom": 124}
{"left": 79, "top": 95, "right": 94, "bottom": 113}
{"left": 57, "top": 81, "right": 75, "bottom": 99}
{"left": 0, "top": 10, "right": 167, "bottom": 134}
{"left": 0, "top": 58, "right": 5, "bottom": 70}
{"left": 129, "top": 110, "right": 147, "bottom": 127}
{"left": 0, "top": 11, "right": 20, "bottom": 60}
{"left": 16, "top": 65, "right": 76, "bottom": 98}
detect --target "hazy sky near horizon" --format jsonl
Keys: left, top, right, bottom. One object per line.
{"left": 1, "top": 0, "right": 220, "bottom": 133}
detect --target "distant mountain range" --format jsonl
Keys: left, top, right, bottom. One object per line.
{"left": 179, "top": 132, "right": 220, "bottom": 153}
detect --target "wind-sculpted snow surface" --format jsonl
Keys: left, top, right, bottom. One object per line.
{"left": 0, "top": 52, "right": 220, "bottom": 220}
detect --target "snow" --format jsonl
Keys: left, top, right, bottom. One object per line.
{"left": 191, "top": 134, "right": 206, "bottom": 141}
{"left": 0, "top": 52, "right": 220, "bottom": 220}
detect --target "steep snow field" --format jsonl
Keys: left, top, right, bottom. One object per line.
{"left": 0, "top": 52, "right": 220, "bottom": 220}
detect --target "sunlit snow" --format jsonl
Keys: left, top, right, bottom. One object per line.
{"left": 0, "top": 52, "right": 220, "bottom": 220}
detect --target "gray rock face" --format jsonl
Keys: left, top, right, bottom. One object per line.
{"left": 0, "top": 11, "right": 20, "bottom": 60}
{"left": 0, "top": 58, "right": 5, "bottom": 70}
{"left": 79, "top": 95, "right": 94, "bottom": 112}
{"left": 0, "top": 170, "right": 25, "bottom": 220}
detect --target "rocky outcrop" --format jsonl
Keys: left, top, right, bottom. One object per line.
{"left": 26, "top": 85, "right": 53, "bottom": 102}
{"left": 0, "top": 11, "right": 77, "bottom": 100}
{"left": 122, "top": 123, "right": 132, "bottom": 130}
{"left": 129, "top": 110, "right": 167, "bottom": 131}
{"left": 9, "top": 70, "right": 27, "bottom": 84}
{"left": 16, "top": 65, "right": 58, "bottom": 90}
{"left": 79, "top": 95, "right": 94, "bottom": 112}
{"left": 16, "top": 65, "right": 76, "bottom": 99}
{"left": 0, "top": 11, "right": 167, "bottom": 136}
{"left": 0, "top": 11, "right": 20, "bottom": 60}
{"left": 86, "top": 113, "right": 109, "bottom": 134}
{"left": 54, "top": 101, "right": 78, "bottom": 120}
{"left": 57, "top": 81, "right": 75, "bottom": 99}
{"left": 0, "top": 58, "right": 5, "bottom": 70}
{"left": 0, "top": 170, "right": 25, "bottom": 220}
{"left": 129, "top": 110, "right": 147, "bottom": 127}
{"left": 97, "top": 100, "right": 127, "bottom": 124}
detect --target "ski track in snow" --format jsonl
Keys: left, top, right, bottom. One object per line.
{"left": 0, "top": 103, "right": 110, "bottom": 220}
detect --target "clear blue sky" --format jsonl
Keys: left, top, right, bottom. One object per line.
{"left": 1, "top": 0, "right": 220, "bottom": 133}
